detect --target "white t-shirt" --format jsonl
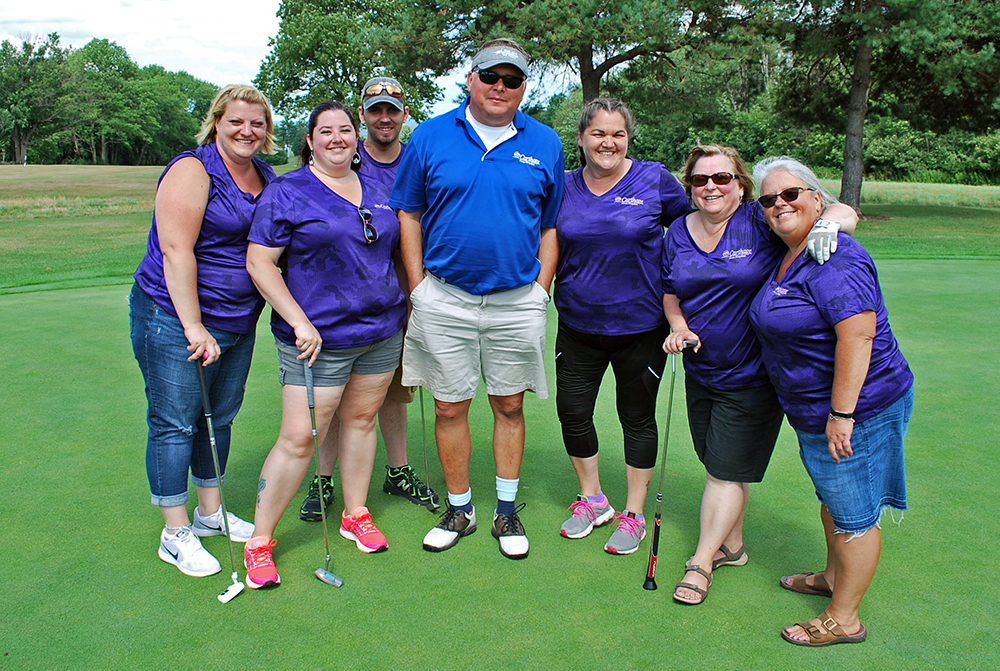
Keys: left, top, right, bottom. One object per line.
{"left": 465, "top": 106, "right": 517, "bottom": 150}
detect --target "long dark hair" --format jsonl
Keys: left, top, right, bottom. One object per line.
{"left": 299, "top": 100, "right": 361, "bottom": 170}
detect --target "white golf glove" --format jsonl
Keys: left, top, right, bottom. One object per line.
{"left": 807, "top": 218, "right": 841, "bottom": 265}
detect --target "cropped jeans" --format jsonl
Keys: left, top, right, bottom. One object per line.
{"left": 129, "top": 284, "right": 255, "bottom": 507}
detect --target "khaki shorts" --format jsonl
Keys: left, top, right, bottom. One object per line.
{"left": 401, "top": 274, "right": 550, "bottom": 402}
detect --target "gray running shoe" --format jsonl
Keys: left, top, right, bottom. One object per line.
{"left": 604, "top": 511, "right": 646, "bottom": 555}
{"left": 423, "top": 505, "right": 476, "bottom": 552}
{"left": 560, "top": 495, "right": 616, "bottom": 539}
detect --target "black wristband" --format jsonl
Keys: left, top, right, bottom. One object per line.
{"left": 830, "top": 408, "right": 854, "bottom": 420}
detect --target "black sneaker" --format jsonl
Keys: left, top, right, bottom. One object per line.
{"left": 492, "top": 503, "right": 529, "bottom": 559}
{"left": 299, "top": 475, "right": 335, "bottom": 521}
{"left": 383, "top": 465, "right": 439, "bottom": 506}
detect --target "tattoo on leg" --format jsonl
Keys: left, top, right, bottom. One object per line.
{"left": 257, "top": 478, "right": 266, "bottom": 506}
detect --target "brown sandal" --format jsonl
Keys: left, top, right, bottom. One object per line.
{"left": 781, "top": 614, "right": 868, "bottom": 647}
{"left": 673, "top": 564, "right": 712, "bottom": 605}
{"left": 713, "top": 543, "right": 748, "bottom": 570}
{"left": 780, "top": 571, "right": 833, "bottom": 597}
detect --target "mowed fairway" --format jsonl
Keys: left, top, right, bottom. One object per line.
{"left": 1, "top": 166, "right": 998, "bottom": 670}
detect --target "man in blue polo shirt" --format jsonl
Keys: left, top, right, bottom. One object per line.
{"left": 391, "top": 38, "right": 564, "bottom": 560}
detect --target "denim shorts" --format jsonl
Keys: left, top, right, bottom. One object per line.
{"left": 401, "top": 274, "right": 549, "bottom": 402}
{"left": 795, "top": 385, "right": 913, "bottom": 534}
{"left": 276, "top": 330, "right": 403, "bottom": 387}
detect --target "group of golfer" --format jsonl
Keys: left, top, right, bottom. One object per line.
{"left": 130, "top": 37, "right": 914, "bottom": 648}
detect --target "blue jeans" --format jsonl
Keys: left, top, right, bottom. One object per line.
{"left": 795, "top": 385, "right": 913, "bottom": 533}
{"left": 129, "top": 284, "right": 256, "bottom": 507}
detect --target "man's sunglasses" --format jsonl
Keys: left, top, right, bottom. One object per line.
{"left": 475, "top": 69, "right": 525, "bottom": 89}
{"left": 358, "top": 207, "right": 378, "bottom": 244}
{"left": 364, "top": 82, "right": 403, "bottom": 98}
{"left": 690, "top": 172, "right": 737, "bottom": 187}
{"left": 758, "top": 187, "right": 816, "bottom": 209}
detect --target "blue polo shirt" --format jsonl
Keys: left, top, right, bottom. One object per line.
{"left": 390, "top": 100, "right": 565, "bottom": 295}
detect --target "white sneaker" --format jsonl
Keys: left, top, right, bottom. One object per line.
{"left": 158, "top": 526, "right": 222, "bottom": 577}
{"left": 192, "top": 506, "right": 254, "bottom": 543}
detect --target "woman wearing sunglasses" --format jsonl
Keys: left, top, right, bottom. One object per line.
{"left": 749, "top": 156, "right": 912, "bottom": 646}
{"left": 242, "top": 100, "right": 406, "bottom": 587}
{"left": 662, "top": 145, "right": 858, "bottom": 605}
{"left": 553, "top": 98, "right": 690, "bottom": 556}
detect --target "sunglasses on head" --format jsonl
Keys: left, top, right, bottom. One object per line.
{"left": 358, "top": 207, "right": 378, "bottom": 244}
{"left": 758, "top": 187, "right": 816, "bottom": 209}
{"left": 364, "top": 82, "right": 403, "bottom": 98}
{"left": 475, "top": 69, "right": 525, "bottom": 89}
{"left": 690, "top": 172, "right": 737, "bottom": 187}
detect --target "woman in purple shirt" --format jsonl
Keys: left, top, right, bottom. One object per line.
{"left": 662, "top": 145, "right": 858, "bottom": 605}
{"left": 750, "top": 156, "right": 913, "bottom": 647}
{"left": 243, "top": 101, "right": 406, "bottom": 588}
{"left": 130, "top": 84, "right": 276, "bottom": 578}
{"left": 554, "top": 98, "right": 690, "bottom": 556}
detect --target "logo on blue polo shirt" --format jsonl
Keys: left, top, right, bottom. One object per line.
{"left": 722, "top": 248, "right": 752, "bottom": 260}
{"left": 614, "top": 196, "right": 644, "bottom": 206}
{"left": 373, "top": 203, "right": 392, "bottom": 211}
{"left": 773, "top": 286, "right": 788, "bottom": 296}
{"left": 513, "top": 151, "right": 541, "bottom": 166}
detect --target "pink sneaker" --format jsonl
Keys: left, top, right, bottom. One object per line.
{"left": 339, "top": 506, "right": 388, "bottom": 553}
{"left": 244, "top": 536, "right": 280, "bottom": 588}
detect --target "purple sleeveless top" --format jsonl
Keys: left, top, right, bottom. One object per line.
{"left": 133, "top": 143, "right": 275, "bottom": 334}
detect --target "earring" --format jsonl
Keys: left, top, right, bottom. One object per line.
{"left": 352, "top": 151, "right": 362, "bottom": 166}
{"left": 309, "top": 157, "right": 314, "bottom": 165}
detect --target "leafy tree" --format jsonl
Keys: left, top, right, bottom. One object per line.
{"left": 255, "top": 0, "right": 445, "bottom": 119}
{"left": 0, "top": 33, "right": 68, "bottom": 163}
{"left": 763, "top": 0, "right": 1000, "bottom": 210}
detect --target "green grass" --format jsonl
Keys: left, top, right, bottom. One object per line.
{"left": 1, "top": 165, "right": 998, "bottom": 669}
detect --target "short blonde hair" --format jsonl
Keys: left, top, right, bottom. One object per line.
{"left": 196, "top": 84, "right": 276, "bottom": 154}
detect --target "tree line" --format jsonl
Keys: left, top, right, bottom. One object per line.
{"left": 5, "top": 1, "right": 1000, "bottom": 204}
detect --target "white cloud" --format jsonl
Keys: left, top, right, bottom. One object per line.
{"left": 0, "top": 0, "right": 281, "bottom": 87}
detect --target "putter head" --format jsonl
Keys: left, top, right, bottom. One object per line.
{"left": 315, "top": 568, "right": 344, "bottom": 587}
{"left": 218, "top": 580, "right": 245, "bottom": 603}
{"left": 425, "top": 499, "right": 441, "bottom": 512}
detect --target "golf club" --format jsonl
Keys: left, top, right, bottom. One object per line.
{"left": 194, "top": 358, "right": 246, "bottom": 604}
{"left": 418, "top": 387, "right": 440, "bottom": 512}
{"left": 643, "top": 338, "right": 698, "bottom": 591}
{"left": 304, "top": 361, "right": 344, "bottom": 588}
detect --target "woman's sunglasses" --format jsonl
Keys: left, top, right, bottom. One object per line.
{"left": 690, "top": 172, "right": 737, "bottom": 187}
{"left": 358, "top": 207, "right": 378, "bottom": 244}
{"left": 758, "top": 187, "right": 816, "bottom": 209}
{"left": 364, "top": 82, "right": 403, "bottom": 98}
{"left": 475, "top": 69, "right": 525, "bottom": 89}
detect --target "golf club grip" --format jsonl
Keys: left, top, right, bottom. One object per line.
{"left": 194, "top": 361, "right": 212, "bottom": 416}
{"left": 303, "top": 361, "right": 315, "bottom": 408}
{"left": 682, "top": 339, "right": 698, "bottom": 350}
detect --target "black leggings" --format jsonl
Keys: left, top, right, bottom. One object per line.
{"left": 555, "top": 321, "right": 668, "bottom": 469}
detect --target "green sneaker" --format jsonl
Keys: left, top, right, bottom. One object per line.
{"left": 299, "top": 475, "right": 335, "bottom": 521}
{"left": 383, "top": 465, "right": 439, "bottom": 506}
